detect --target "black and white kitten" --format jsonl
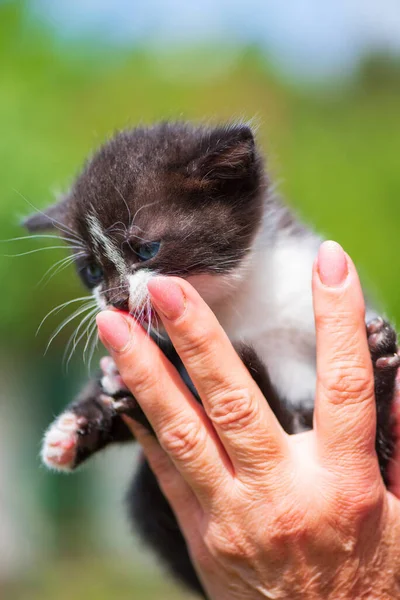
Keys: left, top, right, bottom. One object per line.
{"left": 24, "top": 122, "right": 399, "bottom": 598}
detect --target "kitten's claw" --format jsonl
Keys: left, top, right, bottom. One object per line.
{"left": 41, "top": 412, "right": 82, "bottom": 471}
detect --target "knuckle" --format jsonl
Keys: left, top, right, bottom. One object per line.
{"left": 267, "top": 506, "right": 309, "bottom": 547}
{"left": 204, "top": 522, "right": 253, "bottom": 561}
{"left": 349, "top": 493, "right": 382, "bottom": 526}
{"left": 333, "top": 480, "right": 383, "bottom": 523}
{"left": 320, "top": 363, "right": 373, "bottom": 406}
{"left": 208, "top": 387, "right": 258, "bottom": 431}
{"left": 159, "top": 418, "right": 206, "bottom": 463}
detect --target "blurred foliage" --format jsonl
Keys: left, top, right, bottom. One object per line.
{"left": 0, "top": 0, "right": 399, "bottom": 597}
{"left": 2, "top": 559, "right": 192, "bottom": 600}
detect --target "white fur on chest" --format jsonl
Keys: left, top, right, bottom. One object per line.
{"left": 215, "top": 233, "right": 321, "bottom": 408}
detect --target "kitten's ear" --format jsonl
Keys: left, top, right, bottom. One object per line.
{"left": 22, "top": 197, "right": 69, "bottom": 232}
{"left": 194, "top": 124, "right": 257, "bottom": 182}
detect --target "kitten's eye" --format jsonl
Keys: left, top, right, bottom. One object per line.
{"left": 137, "top": 242, "right": 160, "bottom": 262}
{"left": 83, "top": 262, "right": 104, "bottom": 287}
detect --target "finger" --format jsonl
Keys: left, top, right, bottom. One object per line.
{"left": 123, "top": 416, "right": 202, "bottom": 535}
{"left": 313, "top": 241, "right": 379, "bottom": 478}
{"left": 147, "top": 276, "right": 288, "bottom": 478}
{"left": 388, "top": 372, "right": 400, "bottom": 497}
{"left": 96, "top": 310, "right": 231, "bottom": 506}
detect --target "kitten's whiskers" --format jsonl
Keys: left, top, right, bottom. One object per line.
{"left": 64, "top": 306, "right": 100, "bottom": 369}
{"left": 86, "top": 321, "right": 100, "bottom": 372}
{"left": 5, "top": 245, "right": 83, "bottom": 258}
{"left": 37, "top": 295, "right": 94, "bottom": 335}
{"left": 37, "top": 252, "right": 86, "bottom": 288}
{"left": 1, "top": 234, "right": 84, "bottom": 248}
{"left": 45, "top": 302, "right": 96, "bottom": 353}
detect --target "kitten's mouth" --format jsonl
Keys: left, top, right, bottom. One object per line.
{"left": 128, "top": 302, "right": 157, "bottom": 327}
{"left": 111, "top": 302, "right": 158, "bottom": 332}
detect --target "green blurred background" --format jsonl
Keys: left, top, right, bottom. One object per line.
{"left": 0, "top": 1, "right": 399, "bottom": 598}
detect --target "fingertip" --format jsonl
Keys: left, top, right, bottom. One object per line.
{"left": 96, "top": 310, "right": 132, "bottom": 352}
{"left": 312, "top": 244, "right": 366, "bottom": 322}
{"left": 316, "top": 241, "right": 348, "bottom": 288}
{"left": 147, "top": 277, "right": 187, "bottom": 321}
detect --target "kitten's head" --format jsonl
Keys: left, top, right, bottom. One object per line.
{"left": 24, "top": 122, "right": 266, "bottom": 317}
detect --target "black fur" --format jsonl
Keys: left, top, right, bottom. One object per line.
{"left": 129, "top": 458, "right": 204, "bottom": 595}
{"left": 24, "top": 122, "right": 266, "bottom": 308}
{"left": 25, "top": 122, "right": 399, "bottom": 598}
{"left": 367, "top": 318, "right": 399, "bottom": 485}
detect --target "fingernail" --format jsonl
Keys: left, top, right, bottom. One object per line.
{"left": 317, "top": 241, "right": 348, "bottom": 287}
{"left": 96, "top": 311, "right": 131, "bottom": 352}
{"left": 147, "top": 277, "right": 186, "bottom": 320}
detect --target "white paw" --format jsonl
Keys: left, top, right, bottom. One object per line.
{"left": 100, "top": 356, "right": 128, "bottom": 396}
{"left": 101, "top": 374, "right": 126, "bottom": 396}
{"left": 41, "top": 412, "right": 82, "bottom": 472}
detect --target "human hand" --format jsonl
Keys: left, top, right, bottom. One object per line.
{"left": 97, "top": 241, "right": 400, "bottom": 600}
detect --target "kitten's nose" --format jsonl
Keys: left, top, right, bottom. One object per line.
{"left": 112, "top": 298, "right": 130, "bottom": 312}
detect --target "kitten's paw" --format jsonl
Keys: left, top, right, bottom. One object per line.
{"left": 41, "top": 412, "right": 85, "bottom": 471}
{"left": 100, "top": 356, "right": 130, "bottom": 398}
{"left": 113, "top": 396, "right": 139, "bottom": 414}
{"left": 367, "top": 317, "right": 399, "bottom": 485}
{"left": 367, "top": 318, "right": 400, "bottom": 369}
{"left": 99, "top": 358, "right": 152, "bottom": 428}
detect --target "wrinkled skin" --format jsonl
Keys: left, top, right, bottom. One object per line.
{"left": 97, "top": 241, "right": 400, "bottom": 600}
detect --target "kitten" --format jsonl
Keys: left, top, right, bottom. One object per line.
{"left": 24, "top": 122, "right": 399, "bottom": 597}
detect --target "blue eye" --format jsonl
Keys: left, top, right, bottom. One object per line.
{"left": 137, "top": 241, "right": 160, "bottom": 262}
{"left": 83, "top": 262, "right": 104, "bottom": 287}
